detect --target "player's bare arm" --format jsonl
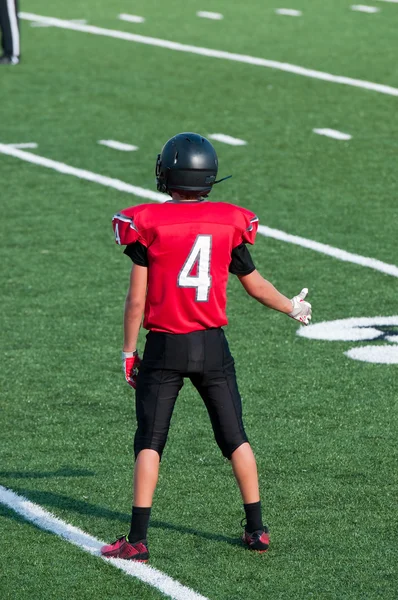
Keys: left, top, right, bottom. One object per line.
{"left": 238, "top": 270, "right": 312, "bottom": 325}
{"left": 122, "top": 264, "right": 147, "bottom": 389}
{"left": 124, "top": 264, "right": 148, "bottom": 351}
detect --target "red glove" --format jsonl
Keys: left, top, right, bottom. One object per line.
{"left": 122, "top": 351, "right": 141, "bottom": 389}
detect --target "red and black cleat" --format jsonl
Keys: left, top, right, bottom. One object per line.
{"left": 242, "top": 527, "right": 270, "bottom": 553}
{"left": 101, "top": 536, "right": 149, "bottom": 562}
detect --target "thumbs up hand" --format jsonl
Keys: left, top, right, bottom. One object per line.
{"left": 288, "top": 288, "right": 312, "bottom": 325}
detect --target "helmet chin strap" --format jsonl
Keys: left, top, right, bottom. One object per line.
{"left": 213, "top": 175, "right": 232, "bottom": 185}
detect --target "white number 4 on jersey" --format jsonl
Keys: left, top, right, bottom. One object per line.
{"left": 178, "top": 235, "right": 212, "bottom": 302}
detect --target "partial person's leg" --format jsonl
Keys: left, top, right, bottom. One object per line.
{"left": 189, "top": 330, "right": 268, "bottom": 549}
{"left": 0, "top": 0, "right": 20, "bottom": 60}
{"left": 101, "top": 367, "right": 183, "bottom": 559}
{"left": 230, "top": 442, "right": 260, "bottom": 504}
{"left": 191, "top": 370, "right": 264, "bottom": 524}
{"left": 129, "top": 367, "right": 184, "bottom": 543}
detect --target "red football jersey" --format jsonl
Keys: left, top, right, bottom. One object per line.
{"left": 112, "top": 201, "right": 258, "bottom": 334}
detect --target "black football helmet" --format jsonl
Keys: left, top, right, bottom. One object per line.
{"left": 156, "top": 132, "right": 219, "bottom": 196}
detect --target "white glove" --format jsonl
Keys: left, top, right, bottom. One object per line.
{"left": 288, "top": 288, "right": 312, "bottom": 325}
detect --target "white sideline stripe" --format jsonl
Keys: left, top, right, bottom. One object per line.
{"left": 7, "top": 0, "right": 20, "bottom": 57}
{"left": 0, "top": 143, "right": 164, "bottom": 202}
{"left": 275, "top": 9, "right": 302, "bottom": 16}
{"left": 18, "top": 12, "right": 398, "bottom": 98}
{"left": 118, "top": 14, "right": 145, "bottom": 24}
{"left": 197, "top": 11, "right": 224, "bottom": 20}
{"left": 313, "top": 128, "right": 352, "bottom": 140}
{"left": 1, "top": 144, "right": 397, "bottom": 279}
{"left": 257, "top": 225, "right": 398, "bottom": 278}
{"left": 98, "top": 140, "right": 139, "bottom": 152}
{"left": 7, "top": 142, "right": 38, "bottom": 149}
{"left": 375, "top": 0, "right": 398, "bottom": 3}
{"left": 208, "top": 133, "right": 247, "bottom": 146}
{"left": 351, "top": 5, "right": 380, "bottom": 12}
{"left": 0, "top": 485, "right": 209, "bottom": 600}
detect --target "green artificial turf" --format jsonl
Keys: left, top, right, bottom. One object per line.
{"left": 1, "top": 1, "right": 397, "bottom": 598}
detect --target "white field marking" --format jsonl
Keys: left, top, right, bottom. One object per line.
{"left": 297, "top": 316, "right": 398, "bottom": 342}
{"left": 257, "top": 225, "right": 398, "bottom": 278}
{"left": 7, "top": 142, "right": 38, "bottom": 149}
{"left": 350, "top": 5, "right": 380, "bottom": 12}
{"left": 208, "top": 133, "right": 247, "bottom": 146}
{"left": 313, "top": 128, "right": 352, "bottom": 140}
{"left": 0, "top": 143, "right": 164, "bottom": 202}
{"left": 118, "top": 14, "right": 146, "bottom": 24}
{"left": 196, "top": 11, "right": 224, "bottom": 20}
{"left": 297, "top": 316, "right": 398, "bottom": 364}
{"left": 31, "top": 18, "right": 88, "bottom": 28}
{"left": 1, "top": 143, "right": 398, "bottom": 279}
{"left": 375, "top": 0, "right": 398, "bottom": 3}
{"left": 345, "top": 345, "right": 398, "bottom": 363}
{"left": 18, "top": 12, "right": 398, "bottom": 98}
{"left": 275, "top": 9, "right": 303, "bottom": 16}
{"left": 98, "top": 140, "right": 139, "bottom": 152}
{"left": 0, "top": 485, "right": 210, "bottom": 600}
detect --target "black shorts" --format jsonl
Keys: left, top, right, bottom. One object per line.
{"left": 134, "top": 328, "right": 248, "bottom": 459}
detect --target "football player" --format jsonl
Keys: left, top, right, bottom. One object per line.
{"left": 101, "top": 133, "right": 311, "bottom": 562}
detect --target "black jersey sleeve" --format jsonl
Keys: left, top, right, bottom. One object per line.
{"left": 229, "top": 243, "right": 256, "bottom": 276}
{"left": 123, "top": 241, "right": 149, "bottom": 267}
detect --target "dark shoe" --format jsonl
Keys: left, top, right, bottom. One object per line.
{"left": 0, "top": 55, "right": 19, "bottom": 65}
{"left": 242, "top": 526, "right": 270, "bottom": 552}
{"left": 101, "top": 535, "right": 149, "bottom": 562}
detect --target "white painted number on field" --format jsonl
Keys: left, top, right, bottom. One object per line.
{"left": 297, "top": 316, "right": 398, "bottom": 364}
{"left": 208, "top": 134, "right": 247, "bottom": 146}
{"left": 178, "top": 235, "right": 212, "bottom": 302}
{"left": 196, "top": 11, "right": 224, "bottom": 20}
{"left": 313, "top": 128, "right": 352, "bottom": 141}
{"left": 275, "top": 9, "right": 302, "bottom": 16}
{"left": 351, "top": 5, "right": 380, "bottom": 12}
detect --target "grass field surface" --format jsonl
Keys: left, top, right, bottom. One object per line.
{"left": 1, "top": 1, "right": 397, "bottom": 598}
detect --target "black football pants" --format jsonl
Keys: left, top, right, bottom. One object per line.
{"left": 134, "top": 328, "right": 248, "bottom": 459}
{"left": 0, "top": 0, "right": 20, "bottom": 58}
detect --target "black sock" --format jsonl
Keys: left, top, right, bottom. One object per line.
{"left": 244, "top": 501, "right": 263, "bottom": 533}
{"left": 128, "top": 506, "right": 151, "bottom": 543}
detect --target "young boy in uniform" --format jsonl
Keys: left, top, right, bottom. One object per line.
{"left": 101, "top": 132, "right": 311, "bottom": 562}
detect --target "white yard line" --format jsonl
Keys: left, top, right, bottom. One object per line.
{"left": 98, "top": 140, "right": 139, "bottom": 152}
{"left": 118, "top": 14, "right": 146, "bottom": 24}
{"left": 0, "top": 485, "right": 209, "bottom": 600}
{"left": 7, "top": 142, "right": 38, "bottom": 149}
{"left": 257, "top": 225, "right": 398, "bottom": 278}
{"left": 1, "top": 143, "right": 397, "bottom": 279}
{"left": 31, "top": 18, "right": 88, "bottom": 28}
{"left": 313, "top": 128, "right": 352, "bottom": 140}
{"left": 18, "top": 12, "right": 398, "bottom": 98}
{"left": 208, "top": 134, "right": 247, "bottom": 146}
{"left": 275, "top": 9, "right": 302, "bottom": 16}
{"left": 0, "top": 143, "right": 163, "bottom": 202}
{"left": 196, "top": 11, "right": 224, "bottom": 20}
{"left": 350, "top": 5, "right": 380, "bottom": 12}
{"left": 375, "top": 0, "right": 398, "bottom": 3}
